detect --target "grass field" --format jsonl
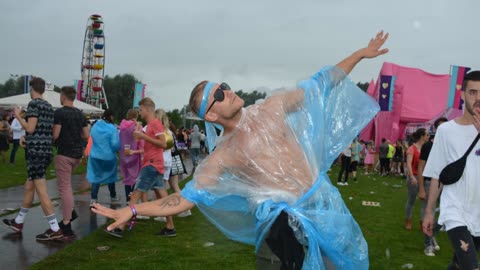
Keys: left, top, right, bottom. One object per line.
{"left": 0, "top": 149, "right": 86, "bottom": 189}
{"left": 28, "top": 165, "right": 453, "bottom": 269}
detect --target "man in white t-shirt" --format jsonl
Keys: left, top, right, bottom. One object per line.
{"left": 423, "top": 70, "right": 480, "bottom": 269}
{"left": 337, "top": 143, "right": 352, "bottom": 185}
{"left": 9, "top": 110, "right": 26, "bottom": 165}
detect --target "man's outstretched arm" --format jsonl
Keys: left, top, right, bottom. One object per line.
{"left": 336, "top": 30, "right": 389, "bottom": 75}
{"left": 277, "top": 31, "right": 389, "bottom": 112}
{"left": 91, "top": 193, "right": 195, "bottom": 231}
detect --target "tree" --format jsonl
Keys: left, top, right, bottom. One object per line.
{"left": 103, "top": 74, "right": 141, "bottom": 122}
{"left": 0, "top": 76, "right": 25, "bottom": 98}
{"left": 356, "top": 82, "right": 370, "bottom": 92}
{"left": 167, "top": 109, "right": 183, "bottom": 129}
{"left": 235, "top": 89, "right": 267, "bottom": 107}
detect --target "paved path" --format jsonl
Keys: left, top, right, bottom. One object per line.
{"left": 0, "top": 154, "right": 197, "bottom": 270}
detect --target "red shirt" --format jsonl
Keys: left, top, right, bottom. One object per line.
{"left": 142, "top": 119, "right": 165, "bottom": 174}
{"left": 407, "top": 145, "right": 420, "bottom": 176}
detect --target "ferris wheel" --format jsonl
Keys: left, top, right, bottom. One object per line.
{"left": 80, "top": 14, "right": 108, "bottom": 109}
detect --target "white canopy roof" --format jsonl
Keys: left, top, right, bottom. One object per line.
{"left": 0, "top": 90, "right": 104, "bottom": 114}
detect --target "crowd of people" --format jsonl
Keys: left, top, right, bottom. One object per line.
{"left": 1, "top": 30, "right": 480, "bottom": 269}
{"left": 1, "top": 78, "right": 204, "bottom": 240}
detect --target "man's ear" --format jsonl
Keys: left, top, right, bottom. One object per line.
{"left": 204, "top": 111, "right": 218, "bottom": 123}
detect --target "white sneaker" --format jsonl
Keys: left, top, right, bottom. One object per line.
{"left": 432, "top": 237, "right": 440, "bottom": 251}
{"left": 344, "top": 182, "right": 349, "bottom": 186}
{"left": 154, "top": 217, "right": 167, "bottom": 222}
{"left": 177, "top": 210, "right": 192, "bottom": 218}
{"left": 424, "top": 245, "right": 435, "bottom": 256}
{"left": 136, "top": 215, "right": 150, "bottom": 220}
{"left": 337, "top": 182, "right": 344, "bottom": 186}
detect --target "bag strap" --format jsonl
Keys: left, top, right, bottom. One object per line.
{"left": 463, "top": 133, "right": 480, "bottom": 158}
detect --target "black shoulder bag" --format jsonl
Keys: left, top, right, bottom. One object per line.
{"left": 439, "top": 133, "right": 480, "bottom": 185}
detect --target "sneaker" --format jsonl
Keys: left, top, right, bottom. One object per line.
{"left": 424, "top": 245, "right": 435, "bottom": 256}
{"left": 104, "top": 228, "right": 123, "bottom": 238}
{"left": 432, "top": 237, "right": 440, "bottom": 251}
{"left": 3, "top": 219, "right": 23, "bottom": 233}
{"left": 136, "top": 215, "right": 150, "bottom": 220}
{"left": 90, "top": 199, "right": 98, "bottom": 206}
{"left": 58, "top": 221, "right": 75, "bottom": 238}
{"left": 154, "top": 216, "right": 167, "bottom": 222}
{"left": 156, "top": 227, "right": 176, "bottom": 237}
{"left": 111, "top": 196, "right": 121, "bottom": 204}
{"left": 36, "top": 229, "right": 63, "bottom": 241}
{"left": 344, "top": 182, "right": 349, "bottom": 186}
{"left": 337, "top": 182, "right": 344, "bottom": 186}
{"left": 177, "top": 210, "right": 192, "bottom": 218}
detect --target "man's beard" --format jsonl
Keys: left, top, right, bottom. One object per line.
{"left": 464, "top": 99, "right": 480, "bottom": 116}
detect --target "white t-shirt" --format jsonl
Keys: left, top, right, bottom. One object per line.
{"left": 11, "top": 118, "right": 25, "bottom": 139}
{"left": 342, "top": 145, "right": 352, "bottom": 157}
{"left": 423, "top": 120, "right": 480, "bottom": 235}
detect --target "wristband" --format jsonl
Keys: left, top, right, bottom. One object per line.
{"left": 128, "top": 205, "right": 137, "bottom": 230}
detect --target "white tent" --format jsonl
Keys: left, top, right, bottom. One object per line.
{"left": 0, "top": 90, "right": 104, "bottom": 114}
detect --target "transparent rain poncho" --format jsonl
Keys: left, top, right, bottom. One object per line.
{"left": 181, "top": 66, "right": 379, "bottom": 269}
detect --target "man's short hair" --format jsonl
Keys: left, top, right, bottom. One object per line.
{"left": 29, "top": 77, "right": 46, "bottom": 94}
{"left": 138, "top": 97, "right": 155, "bottom": 111}
{"left": 462, "top": 70, "right": 480, "bottom": 91}
{"left": 189, "top": 80, "right": 208, "bottom": 115}
{"left": 433, "top": 117, "right": 448, "bottom": 129}
{"left": 60, "top": 86, "right": 76, "bottom": 101}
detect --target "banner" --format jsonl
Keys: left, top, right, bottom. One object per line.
{"left": 24, "top": 75, "right": 31, "bottom": 94}
{"left": 448, "top": 65, "right": 471, "bottom": 109}
{"left": 74, "top": 80, "right": 83, "bottom": 101}
{"left": 378, "top": 75, "right": 395, "bottom": 111}
{"left": 133, "top": 83, "right": 146, "bottom": 108}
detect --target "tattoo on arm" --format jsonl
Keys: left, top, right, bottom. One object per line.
{"left": 158, "top": 194, "right": 182, "bottom": 209}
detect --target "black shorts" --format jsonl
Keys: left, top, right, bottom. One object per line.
{"left": 349, "top": 161, "right": 358, "bottom": 172}
{"left": 262, "top": 211, "right": 305, "bottom": 270}
{"left": 26, "top": 152, "right": 52, "bottom": 180}
{"left": 393, "top": 156, "right": 403, "bottom": 162}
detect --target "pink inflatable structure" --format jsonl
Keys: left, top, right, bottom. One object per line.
{"left": 360, "top": 62, "right": 461, "bottom": 146}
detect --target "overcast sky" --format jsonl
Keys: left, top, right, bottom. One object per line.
{"left": 1, "top": 0, "right": 479, "bottom": 111}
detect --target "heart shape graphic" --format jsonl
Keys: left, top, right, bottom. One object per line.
{"left": 456, "top": 84, "right": 462, "bottom": 90}
{"left": 382, "top": 94, "right": 387, "bottom": 99}
{"left": 382, "top": 83, "right": 389, "bottom": 89}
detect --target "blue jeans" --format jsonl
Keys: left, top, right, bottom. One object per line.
{"left": 135, "top": 165, "right": 164, "bottom": 192}
{"left": 191, "top": 148, "right": 200, "bottom": 167}
{"left": 405, "top": 175, "right": 418, "bottom": 219}
{"left": 9, "top": 139, "right": 20, "bottom": 164}
{"left": 447, "top": 226, "right": 480, "bottom": 270}
{"left": 90, "top": 183, "right": 116, "bottom": 200}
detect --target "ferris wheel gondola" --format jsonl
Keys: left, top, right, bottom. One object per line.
{"left": 80, "top": 14, "right": 108, "bottom": 109}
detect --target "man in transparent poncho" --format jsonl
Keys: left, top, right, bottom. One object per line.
{"left": 92, "top": 31, "right": 389, "bottom": 270}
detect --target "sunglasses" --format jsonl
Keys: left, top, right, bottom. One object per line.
{"left": 205, "top": 82, "right": 231, "bottom": 115}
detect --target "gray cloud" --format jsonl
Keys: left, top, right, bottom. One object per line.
{"left": 1, "top": 0, "right": 479, "bottom": 110}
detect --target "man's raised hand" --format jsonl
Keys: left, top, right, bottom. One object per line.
{"left": 363, "top": 30, "right": 389, "bottom": 59}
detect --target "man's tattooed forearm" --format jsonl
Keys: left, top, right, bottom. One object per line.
{"left": 158, "top": 194, "right": 182, "bottom": 209}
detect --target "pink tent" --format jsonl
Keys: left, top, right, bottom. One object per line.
{"left": 360, "top": 62, "right": 451, "bottom": 146}
{"left": 404, "top": 107, "right": 462, "bottom": 136}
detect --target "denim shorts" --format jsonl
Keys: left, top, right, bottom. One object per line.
{"left": 135, "top": 165, "right": 164, "bottom": 192}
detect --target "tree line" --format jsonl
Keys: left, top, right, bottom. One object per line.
{"left": 0, "top": 75, "right": 369, "bottom": 129}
